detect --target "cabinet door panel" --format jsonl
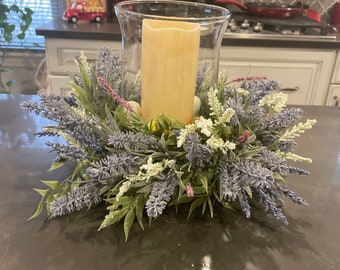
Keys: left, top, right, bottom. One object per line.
{"left": 219, "top": 47, "right": 335, "bottom": 105}
{"left": 49, "top": 75, "right": 71, "bottom": 96}
{"left": 219, "top": 60, "right": 317, "bottom": 105}
{"left": 326, "top": 85, "right": 340, "bottom": 106}
{"left": 331, "top": 52, "right": 340, "bottom": 84}
{"left": 45, "top": 38, "right": 121, "bottom": 75}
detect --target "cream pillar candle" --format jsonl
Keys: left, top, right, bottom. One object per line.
{"left": 141, "top": 19, "right": 200, "bottom": 124}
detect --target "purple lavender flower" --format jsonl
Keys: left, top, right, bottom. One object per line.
{"left": 240, "top": 189, "right": 251, "bottom": 218}
{"left": 86, "top": 153, "right": 142, "bottom": 182}
{"left": 263, "top": 107, "right": 303, "bottom": 130}
{"left": 49, "top": 183, "right": 101, "bottom": 217}
{"left": 95, "top": 47, "right": 123, "bottom": 90}
{"left": 108, "top": 131, "right": 161, "bottom": 151}
{"left": 278, "top": 139, "right": 297, "bottom": 152}
{"left": 218, "top": 162, "right": 241, "bottom": 202}
{"left": 256, "top": 148, "right": 289, "bottom": 176}
{"left": 183, "top": 132, "right": 213, "bottom": 167}
{"left": 232, "top": 160, "right": 274, "bottom": 189}
{"left": 288, "top": 166, "right": 310, "bottom": 175}
{"left": 277, "top": 184, "right": 309, "bottom": 206}
{"left": 256, "top": 188, "right": 289, "bottom": 225}
{"left": 242, "top": 78, "right": 280, "bottom": 104}
{"left": 145, "top": 169, "right": 178, "bottom": 217}
{"left": 46, "top": 142, "right": 87, "bottom": 160}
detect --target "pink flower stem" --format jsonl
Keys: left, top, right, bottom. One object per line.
{"left": 97, "top": 77, "right": 133, "bottom": 112}
{"left": 229, "top": 76, "right": 268, "bottom": 84}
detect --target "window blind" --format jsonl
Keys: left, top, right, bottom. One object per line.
{"left": 1, "top": 0, "right": 66, "bottom": 50}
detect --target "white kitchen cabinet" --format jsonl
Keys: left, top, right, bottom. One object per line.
{"left": 326, "top": 85, "right": 340, "bottom": 106}
{"left": 45, "top": 38, "right": 121, "bottom": 95}
{"left": 219, "top": 46, "right": 336, "bottom": 105}
{"left": 327, "top": 51, "right": 340, "bottom": 106}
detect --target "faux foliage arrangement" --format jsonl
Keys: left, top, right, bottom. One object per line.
{"left": 0, "top": 3, "right": 33, "bottom": 92}
{"left": 23, "top": 48, "right": 316, "bottom": 240}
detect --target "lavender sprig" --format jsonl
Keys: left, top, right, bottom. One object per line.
{"left": 240, "top": 189, "right": 251, "bottom": 218}
{"left": 183, "top": 132, "right": 213, "bottom": 167}
{"left": 232, "top": 160, "right": 274, "bottom": 189}
{"left": 218, "top": 163, "right": 241, "bottom": 202}
{"left": 256, "top": 188, "right": 289, "bottom": 225}
{"left": 241, "top": 78, "right": 280, "bottom": 104}
{"left": 86, "top": 153, "right": 142, "bottom": 181}
{"left": 46, "top": 142, "right": 87, "bottom": 160}
{"left": 256, "top": 148, "right": 289, "bottom": 176}
{"left": 145, "top": 169, "right": 178, "bottom": 217}
{"left": 49, "top": 183, "right": 101, "bottom": 217}
{"left": 263, "top": 107, "right": 303, "bottom": 130}
{"left": 95, "top": 47, "right": 123, "bottom": 90}
{"left": 277, "top": 184, "right": 309, "bottom": 206}
{"left": 107, "top": 131, "right": 161, "bottom": 151}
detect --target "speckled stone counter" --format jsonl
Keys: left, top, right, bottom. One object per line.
{"left": 1, "top": 94, "right": 340, "bottom": 269}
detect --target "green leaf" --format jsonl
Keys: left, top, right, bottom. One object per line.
{"left": 17, "top": 32, "right": 25, "bottom": 40}
{"left": 28, "top": 196, "right": 45, "bottom": 220}
{"left": 273, "top": 172, "right": 287, "bottom": 183}
{"left": 98, "top": 207, "right": 130, "bottom": 230}
{"left": 106, "top": 195, "right": 133, "bottom": 206}
{"left": 48, "top": 158, "right": 67, "bottom": 172}
{"left": 188, "top": 196, "right": 207, "bottom": 219}
{"left": 238, "top": 147, "right": 262, "bottom": 158}
{"left": 10, "top": 4, "right": 20, "bottom": 12}
{"left": 135, "top": 195, "right": 146, "bottom": 230}
{"left": 198, "top": 173, "right": 209, "bottom": 193}
{"left": 6, "top": 79, "right": 15, "bottom": 87}
{"left": 243, "top": 186, "right": 252, "bottom": 199}
{"left": 79, "top": 64, "right": 91, "bottom": 93}
{"left": 124, "top": 208, "right": 135, "bottom": 241}
{"left": 24, "top": 7, "right": 34, "bottom": 16}
{"left": 192, "top": 186, "right": 206, "bottom": 195}
{"left": 176, "top": 196, "right": 194, "bottom": 204}
{"left": 207, "top": 196, "right": 214, "bottom": 218}
{"left": 40, "top": 180, "right": 60, "bottom": 191}
{"left": 0, "top": 68, "right": 12, "bottom": 73}
{"left": 33, "top": 188, "right": 48, "bottom": 196}
{"left": 45, "top": 194, "right": 55, "bottom": 217}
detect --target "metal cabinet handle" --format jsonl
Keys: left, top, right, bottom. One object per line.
{"left": 279, "top": 86, "right": 299, "bottom": 92}
{"left": 333, "top": 95, "right": 339, "bottom": 106}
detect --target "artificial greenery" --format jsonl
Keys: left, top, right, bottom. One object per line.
{"left": 23, "top": 48, "right": 316, "bottom": 241}
{"left": 0, "top": 3, "right": 33, "bottom": 92}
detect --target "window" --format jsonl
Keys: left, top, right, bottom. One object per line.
{"left": 1, "top": 0, "right": 66, "bottom": 50}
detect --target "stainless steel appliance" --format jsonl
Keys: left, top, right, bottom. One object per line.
{"left": 224, "top": 12, "right": 337, "bottom": 41}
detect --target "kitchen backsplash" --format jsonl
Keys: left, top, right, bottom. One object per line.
{"left": 77, "top": 0, "right": 337, "bottom": 23}
{"left": 280, "top": 0, "right": 337, "bottom": 22}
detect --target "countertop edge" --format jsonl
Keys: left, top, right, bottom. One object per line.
{"left": 35, "top": 19, "right": 340, "bottom": 49}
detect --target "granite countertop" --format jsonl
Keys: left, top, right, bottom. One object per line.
{"left": 1, "top": 94, "right": 340, "bottom": 270}
{"left": 36, "top": 18, "right": 340, "bottom": 49}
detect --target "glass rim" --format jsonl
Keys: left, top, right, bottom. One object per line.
{"left": 114, "top": 0, "right": 231, "bottom": 22}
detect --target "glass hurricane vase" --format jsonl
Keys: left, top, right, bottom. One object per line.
{"left": 114, "top": 0, "right": 230, "bottom": 124}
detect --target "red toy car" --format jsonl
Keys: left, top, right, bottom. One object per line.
{"left": 63, "top": 1, "right": 108, "bottom": 23}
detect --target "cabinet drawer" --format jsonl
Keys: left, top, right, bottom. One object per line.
{"left": 219, "top": 47, "right": 335, "bottom": 105}
{"left": 331, "top": 51, "right": 340, "bottom": 84}
{"left": 49, "top": 75, "right": 72, "bottom": 96}
{"left": 219, "top": 59, "right": 316, "bottom": 105}
{"left": 326, "top": 85, "right": 340, "bottom": 106}
{"left": 45, "top": 38, "right": 121, "bottom": 75}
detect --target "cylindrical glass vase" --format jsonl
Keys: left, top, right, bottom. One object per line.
{"left": 115, "top": 0, "right": 230, "bottom": 124}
